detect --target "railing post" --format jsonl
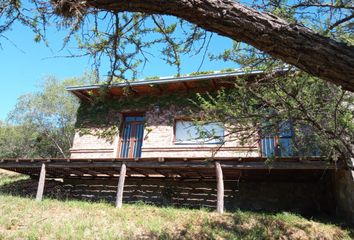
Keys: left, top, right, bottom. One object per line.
{"left": 36, "top": 163, "right": 46, "bottom": 202}
{"left": 116, "top": 163, "right": 127, "bottom": 208}
{"left": 215, "top": 161, "right": 224, "bottom": 214}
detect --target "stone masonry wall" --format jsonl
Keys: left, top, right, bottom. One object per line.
{"left": 334, "top": 168, "right": 354, "bottom": 224}
{"left": 70, "top": 131, "right": 116, "bottom": 159}
{"left": 53, "top": 173, "right": 334, "bottom": 216}
{"left": 70, "top": 104, "right": 260, "bottom": 159}
{"left": 0, "top": 171, "right": 340, "bottom": 220}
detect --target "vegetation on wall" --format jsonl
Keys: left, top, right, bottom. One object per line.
{"left": 75, "top": 92, "right": 202, "bottom": 141}
{"left": 75, "top": 66, "right": 354, "bottom": 165}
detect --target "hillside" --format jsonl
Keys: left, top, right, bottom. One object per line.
{"left": 0, "top": 170, "right": 352, "bottom": 240}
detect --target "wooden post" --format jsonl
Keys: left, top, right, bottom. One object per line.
{"left": 215, "top": 161, "right": 224, "bottom": 214}
{"left": 116, "top": 163, "right": 127, "bottom": 208}
{"left": 36, "top": 163, "right": 46, "bottom": 202}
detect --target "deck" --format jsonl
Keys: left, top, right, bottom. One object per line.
{"left": 0, "top": 157, "right": 340, "bottom": 179}
{"left": 0, "top": 157, "right": 342, "bottom": 212}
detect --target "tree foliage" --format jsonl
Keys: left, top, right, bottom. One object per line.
{"left": 0, "top": 0, "right": 353, "bottom": 89}
{"left": 0, "top": 0, "right": 353, "bottom": 162}
{"left": 196, "top": 71, "right": 354, "bottom": 163}
{"left": 0, "top": 75, "right": 92, "bottom": 158}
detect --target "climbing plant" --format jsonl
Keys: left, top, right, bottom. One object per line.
{"left": 75, "top": 91, "right": 203, "bottom": 141}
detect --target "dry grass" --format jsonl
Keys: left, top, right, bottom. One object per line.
{"left": 0, "top": 171, "right": 352, "bottom": 240}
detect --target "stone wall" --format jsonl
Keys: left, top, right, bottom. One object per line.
{"left": 70, "top": 104, "right": 259, "bottom": 159}
{"left": 56, "top": 173, "right": 334, "bottom": 216}
{"left": 334, "top": 168, "right": 354, "bottom": 224}
{"left": 70, "top": 131, "right": 115, "bottom": 158}
{"left": 0, "top": 170, "right": 339, "bottom": 220}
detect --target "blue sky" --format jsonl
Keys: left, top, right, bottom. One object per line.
{"left": 0, "top": 18, "right": 236, "bottom": 121}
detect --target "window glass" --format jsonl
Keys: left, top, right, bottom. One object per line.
{"left": 261, "top": 120, "right": 293, "bottom": 157}
{"left": 175, "top": 120, "right": 224, "bottom": 144}
{"left": 261, "top": 120, "right": 321, "bottom": 157}
{"left": 278, "top": 120, "right": 293, "bottom": 137}
{"left": 295, "top": 124, "right": 321, "bottom": 157}
{"left": 278, "top": 137, "right": 293, "bottom": 157}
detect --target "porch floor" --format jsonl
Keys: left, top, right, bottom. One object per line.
{"left": 0, "top": 157, "right": 340, "bottom": 180}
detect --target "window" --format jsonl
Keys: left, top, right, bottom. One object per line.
{"left": 294, "top": 124, "right": 321, "bottom": 157}
{"left": 260, "top": 120, "right": 321, "bottom": 157}
{"left": 174, "top": 120, "right": 224, "bottom": 144}
{"left": 261, "top": 120, "right": 293, "bottom": 157}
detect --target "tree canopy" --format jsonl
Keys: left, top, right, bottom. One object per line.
{"left": 0, "top": 0, "right": 353, "bottom": 163}
{"left": 196, "top": 72, "right": 354, "bottom": 162}
{"left": 1, "top": 0, "right": 353, "bottom": 90}
{"left": 0, "top": 75, "right": 92, "bottom": 158}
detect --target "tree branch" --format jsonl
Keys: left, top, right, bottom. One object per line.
{"left": 328, "top": 13, "right": 354, "bottom": 31}
{"left": 291, "top": 3, "right": 354, "bottom": 10}
{"left": 61, "top": 0, "right": 354, "bottom": 91}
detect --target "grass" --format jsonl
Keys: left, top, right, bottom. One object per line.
{"left": 0, "top": 170, "right": 28, "bottom": 186}
{"left": 0, "top": 170, "right": 352, "bottom": 240}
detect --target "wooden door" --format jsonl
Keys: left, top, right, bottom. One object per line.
{"left": 119, "top": 116, "right": 145, "bottom": 158}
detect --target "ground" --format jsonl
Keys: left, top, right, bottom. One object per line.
{"left": 0, "top": 169, "right": 352, "bottom": 240}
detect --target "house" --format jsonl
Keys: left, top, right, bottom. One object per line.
{"left": 64, "top": 69, "right": 337, "bottom": 212}
{"left": 68, "top": 70, "right": 263, "bottom": 160}
{"left": 68, "top": 69, "right": 295, "bottom": 161}
{"left": 0, "top": 69, "right": 352, "bottom": 221}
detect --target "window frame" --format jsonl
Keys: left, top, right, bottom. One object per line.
{"left": 173, "top": 118, "right": 225, "bottom": 145}
{"left": 117, "top": 112, "right": 145, "bottom": 158}
{"left": 259, "top": 120, "right": 294, "bottom": 157}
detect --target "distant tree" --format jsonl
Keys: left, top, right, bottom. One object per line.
{"left": 1, "top": 75, "right": 91, "bottom": 158}
{"left": 0, "top": 123, "right": 50, "bottom": 158}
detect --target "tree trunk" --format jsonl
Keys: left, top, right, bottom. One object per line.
{"left": 84, "top": 0, "right": 354, "bottom": 91}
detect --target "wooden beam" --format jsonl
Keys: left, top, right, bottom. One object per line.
{"left": 129, "top": 167, "right": 148, "bottom": 177}
{"left": 129, "top": 86, "right": 139, "bottom": 95}
{"left": 153, "top": 168, "right": 167, "bottom": 177}
{"left": 215, "top": 161, "right": 224, "bottom": 214}
{"left": 182, "top": 82, "right": 190, "bottom": 91}
{"left": 154, "top": 84, "right": 164, "bottom": 94}
{"left": 36, "top": 163, "right": 46, "bottom": 202}
{"left": 197, "top": 172, "right": 205, "bottom": 179}
{"left": 73, "top": 90, "right": 93, "bottom": 102}
{"left": 116, "top": 163, "right": 127, "bottom": 208}
{"left": 82, "top": 168, "right": 101, "bottom": 176}
{"left": 69, "top": 168, "right": 87, "bottom": 176}
{"left": 0, "top": 158, "right": 339, "bottom": 170}
{"left": 211, "top": 79, "right": 218, "bottom": 90}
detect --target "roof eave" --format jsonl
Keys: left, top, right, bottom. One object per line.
{"left": 65, "top": 68, "right": 282, "bottom": 92}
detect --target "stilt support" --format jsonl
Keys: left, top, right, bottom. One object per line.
{"left": 36, "top": 163, "right": 46, "bottom": 202}
{"left": 116, "top": 163, "right": 127, "bottom": 208}
{"left": 215, "top": 161, "right": 224, "bottom": 214}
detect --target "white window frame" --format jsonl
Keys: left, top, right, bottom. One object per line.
{"left": 174, "top": 120, "right": 224, "bottom": 144}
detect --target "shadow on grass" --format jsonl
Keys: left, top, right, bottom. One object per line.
{"left": 0, "top": 174, "right": 353, "bottom": 239}
{"left": 0, "top": 177, "right": 72, "bottom": 200}
{"left": 143, "top": 212, "right": 354, "bottom": 240}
